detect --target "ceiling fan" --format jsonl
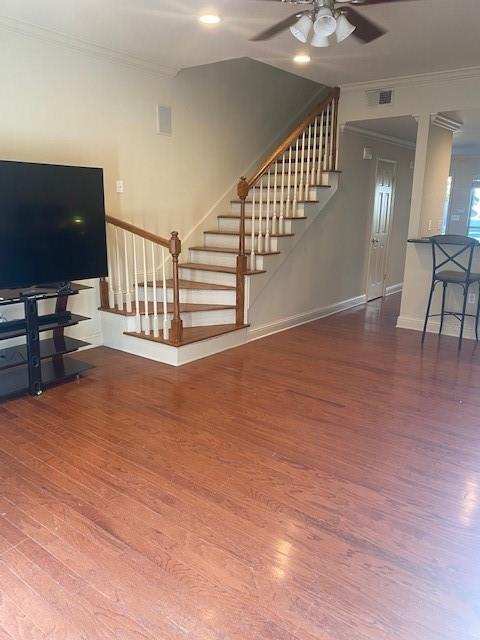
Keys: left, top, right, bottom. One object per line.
{"left": 250, "top": 0, "right": 416, "bottom": 47}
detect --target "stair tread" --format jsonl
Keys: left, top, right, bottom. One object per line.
{"left": 140, "top": 278, "right": 235, "bottom": 291}
{"left": 101, "top": 301, "right": 235, "bottom": 317}
{"left": 204, "top": 230, "right": 294, "bottom": 238}
{"left": 125, "top": 323, "right": 248, "bottom": 347}
{"left": 180, "top": 262, "right": 265, "bottom": 275}
{"left": 190, "top": 246, "right": 280, "bottom": 256}
{"left": 218, "top": 214, "right": 307, "bottom": 221}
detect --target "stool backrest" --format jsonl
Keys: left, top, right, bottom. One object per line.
{"left": 430, "top": 234, "right": 478, "bottom": 279}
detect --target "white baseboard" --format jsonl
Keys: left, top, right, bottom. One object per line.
{"left": 397, "top": 314, "right": 478, "bottom": 341}
{"left": 386, "top": 283, "right": 403, "bottom": 296}
{"left": 248, "top": 294, "right": 367, "bottom": 342}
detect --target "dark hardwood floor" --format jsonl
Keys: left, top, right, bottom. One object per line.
{"left": 1, "top": 294, "right": 479, "bottom": 640}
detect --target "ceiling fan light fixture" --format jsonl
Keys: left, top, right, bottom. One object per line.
{"left": 310, "top": 31, "right": 330, "bottom": 48}
{"left": 335, "top": 14, "right": 356, "bottom": 42}
{"left": 313, "top": 7, "right": 337, "bottom": 37}
{"left": 289, "top": 15, "right": 313, "bottom": 43}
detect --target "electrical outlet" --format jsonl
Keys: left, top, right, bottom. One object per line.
{"left": 116, "top": 180, "right": 124, "bottom": 194}
{"left": 468, "top": 293, "right": 476, "bottom": 304}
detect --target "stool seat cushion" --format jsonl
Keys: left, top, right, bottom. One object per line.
{"left": 436, "top": 270, "right": 480, "bottom": 283}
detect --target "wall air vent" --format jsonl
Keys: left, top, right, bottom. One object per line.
{"left": 366, "top": 88, "right": 394, "bottom": 107}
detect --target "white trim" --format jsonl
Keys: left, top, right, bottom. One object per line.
{"left": 247, "top": 295, "right": 367, "bottom": 342}
{"left": 385, "top": 283, "right": 403, "bottom": 296}
{"left": 396, "top": 314, "right": 477, "bottom": 341}
{"left": 344, "top": 124, "right": 416, "bottom": 150}
{"left": 430, "top": 113, "right": 463, "bottom": 133}
{"left": 0, "top": 16, "right": 179, "bottom": 77}
{"left": 340, "top": 66, "right": 480, "bottom": 92}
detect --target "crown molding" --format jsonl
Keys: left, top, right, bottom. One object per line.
{"left": 340, "top": 66, "right": 480, "bottom": 93}
{"left": 343, "top": 124, "right": 416, "bottom": 150}
{"left": 0, "top": 15, "right": 180, "bottom": 78}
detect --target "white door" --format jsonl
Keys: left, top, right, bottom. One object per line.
{"left": 366, "top": 159, "right": 396, "bottom": 301}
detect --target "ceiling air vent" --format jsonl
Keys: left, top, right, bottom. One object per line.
{"left": 366, "top": 88, "right": 394, "bottom": 107}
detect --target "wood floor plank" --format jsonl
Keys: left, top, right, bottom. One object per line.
{"left": 1, "top": 294, "right": 480, "bottom": 639}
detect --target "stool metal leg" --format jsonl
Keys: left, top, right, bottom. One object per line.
{"left": 458, "top": 283, "right": 469, "bottom": 349}
{"left": 439, "top": 282, "right": 447, "bottom": 335}
{"left": 422, "top": 279, "right": 437, "bottom": 343}
{"left": 476, "top": 282, "right": 480, "bottom": 341}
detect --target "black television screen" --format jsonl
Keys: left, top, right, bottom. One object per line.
{"left": 0, "top": 160, "right": 108, "bottom": 290}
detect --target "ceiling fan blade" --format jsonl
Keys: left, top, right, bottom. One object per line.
{"left": 343, "top": 6, "right": 386, "bottom": 43}
{"left": 250, "top": 11, "right": 306, "bottom": 41}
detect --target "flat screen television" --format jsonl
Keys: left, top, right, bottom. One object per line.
{"left": 0, "top": 160, "right": 108, "bottom": 290}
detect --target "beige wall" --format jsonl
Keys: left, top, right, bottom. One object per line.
{"left": 447, "top": 155, "right": 480, "bottom": 235}
{"left": 248, "top": 129, "right": 414, "bottom": 329}
{"left": 418, "top": 124, "right": 453, "bottom": 237}
{"left": 0, "top": 30, "right": 324, "bottom": 343}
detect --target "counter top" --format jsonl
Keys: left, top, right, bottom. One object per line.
{"left": 408, "top": 237, "right": 480, "bottom": 245}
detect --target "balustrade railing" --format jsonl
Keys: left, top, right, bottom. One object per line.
{"left": 235, "top": 88, "right": 340, "bottom": 324}
{"left": 100, "top": 215, "right": 183, "bottom": 344}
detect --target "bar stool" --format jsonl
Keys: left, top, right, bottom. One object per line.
{"left": 422, "top": 234, "right": 480, "bottom": 348}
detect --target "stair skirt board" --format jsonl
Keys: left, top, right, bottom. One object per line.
{"left": 101, "top": 312, "right": 249, "bottom": 366}
{"left": 247, "top": 295, "right": 367, "bottom": 342}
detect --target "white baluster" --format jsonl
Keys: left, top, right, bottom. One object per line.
{"left": 123, "top": 230, "right": 132, "bottom": 313}
{"left": 132, "top": 234, "right": 141, "bottom": 332}
{"left": 106, "top": 224, "right": 115, "bottom": 308}
{"left": 324, "top": 104, "right": 330, "bottom": 172}
{"left": 293, "top": 137, "right": 299, "bottom": 216}
{"left": 299, "top": 129, "right": 306, "bottom": 201}
{"left": 286, "top": 145, "right": 293, "bottom": 222}
{"left": 265, "top": 168, "right": 271, "bottom": 253}
{"left": 250, "top": 188, "right": 256, "bottom": 271}
{"left": 305, "top": 123, "right": 312, "bottom": 198}
{"left": 257, "top": 177, "right": 264, "bottom": 254}
{"left": 162, "top": 247, "right": 169, "bottom": 339}
{"left": 142, "top": 238, "right": 150, "bottom": 335}
{"left": 318, "top": 110, "right": 325, "bottom": 183}
{"left": 272, "top": 161, "right": 278, "bottom": 235}
{"left": 311, "top": 117, "right": 318, "bottom": 185}
{"left": 279, "top": 152, "right": 286, "bottom": 234}
{"left": 114, "top": 228, "right": 124, "bottom": 309}
{"left": 329, "top": 102, "right": 335, "bottom": 171}
{"left": 151, "top": 243, "right": 159, "bottom": 337}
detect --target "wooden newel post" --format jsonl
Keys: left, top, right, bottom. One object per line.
{"left": 169, "top": 231, "right": 183, "bottom": 344}
{"left": 99, "top": 277, "right": 109, "bottom": 308}
{"left": 236, "top": 177, "right": 249, "bottom": 325}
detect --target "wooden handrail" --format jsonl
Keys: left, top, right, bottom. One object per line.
{"left": 103, "top": 214, "right": 183, "bottom": 344}
{"left": 105, "top": 215, "right": 170, "bottom": 249}
{"left": 235, "top": 87, "right": 341, "bottom": 326}
{"left": 244, "top": 87, "right": 340, "bottom": 191}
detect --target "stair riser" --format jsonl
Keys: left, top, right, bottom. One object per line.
{"left": 179, "top": 267, "right": 237, "bottom": 287}
{"left": 230, "top": 201, "right": 306, "bottom": 216}
{"left": 204, "top": 234, "right": 280, "bottom": 251}
{"left": 189, "top": 249, "right": 268, "bottom": 270}
{"left": 140, "top": 288, "right": 236, "bottom": 306}
{"left": 252, "top": 186, "right": 319, "bottom": 200}
{"left": 125, "top": 309, "right": 237, "bottom": 331}
{"left": 272, "top": 169, "right": 333, "bottom": 185}
{"left": 218, "top": 218, "right": 295, "bottom": 234}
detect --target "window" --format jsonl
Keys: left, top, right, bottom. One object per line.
{"left": 467, "top": 180, "right": 480, "bottom": 240}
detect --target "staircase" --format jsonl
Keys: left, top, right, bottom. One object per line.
{"left": 99, "top": 88, "right": 341, "bottom": 365}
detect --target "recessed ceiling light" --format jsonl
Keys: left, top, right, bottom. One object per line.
{"left": 198, "top": 14, "right": 221, "bottom": 25}
{"left": 293, "top": 54, "right": 311, "bottom": 64}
